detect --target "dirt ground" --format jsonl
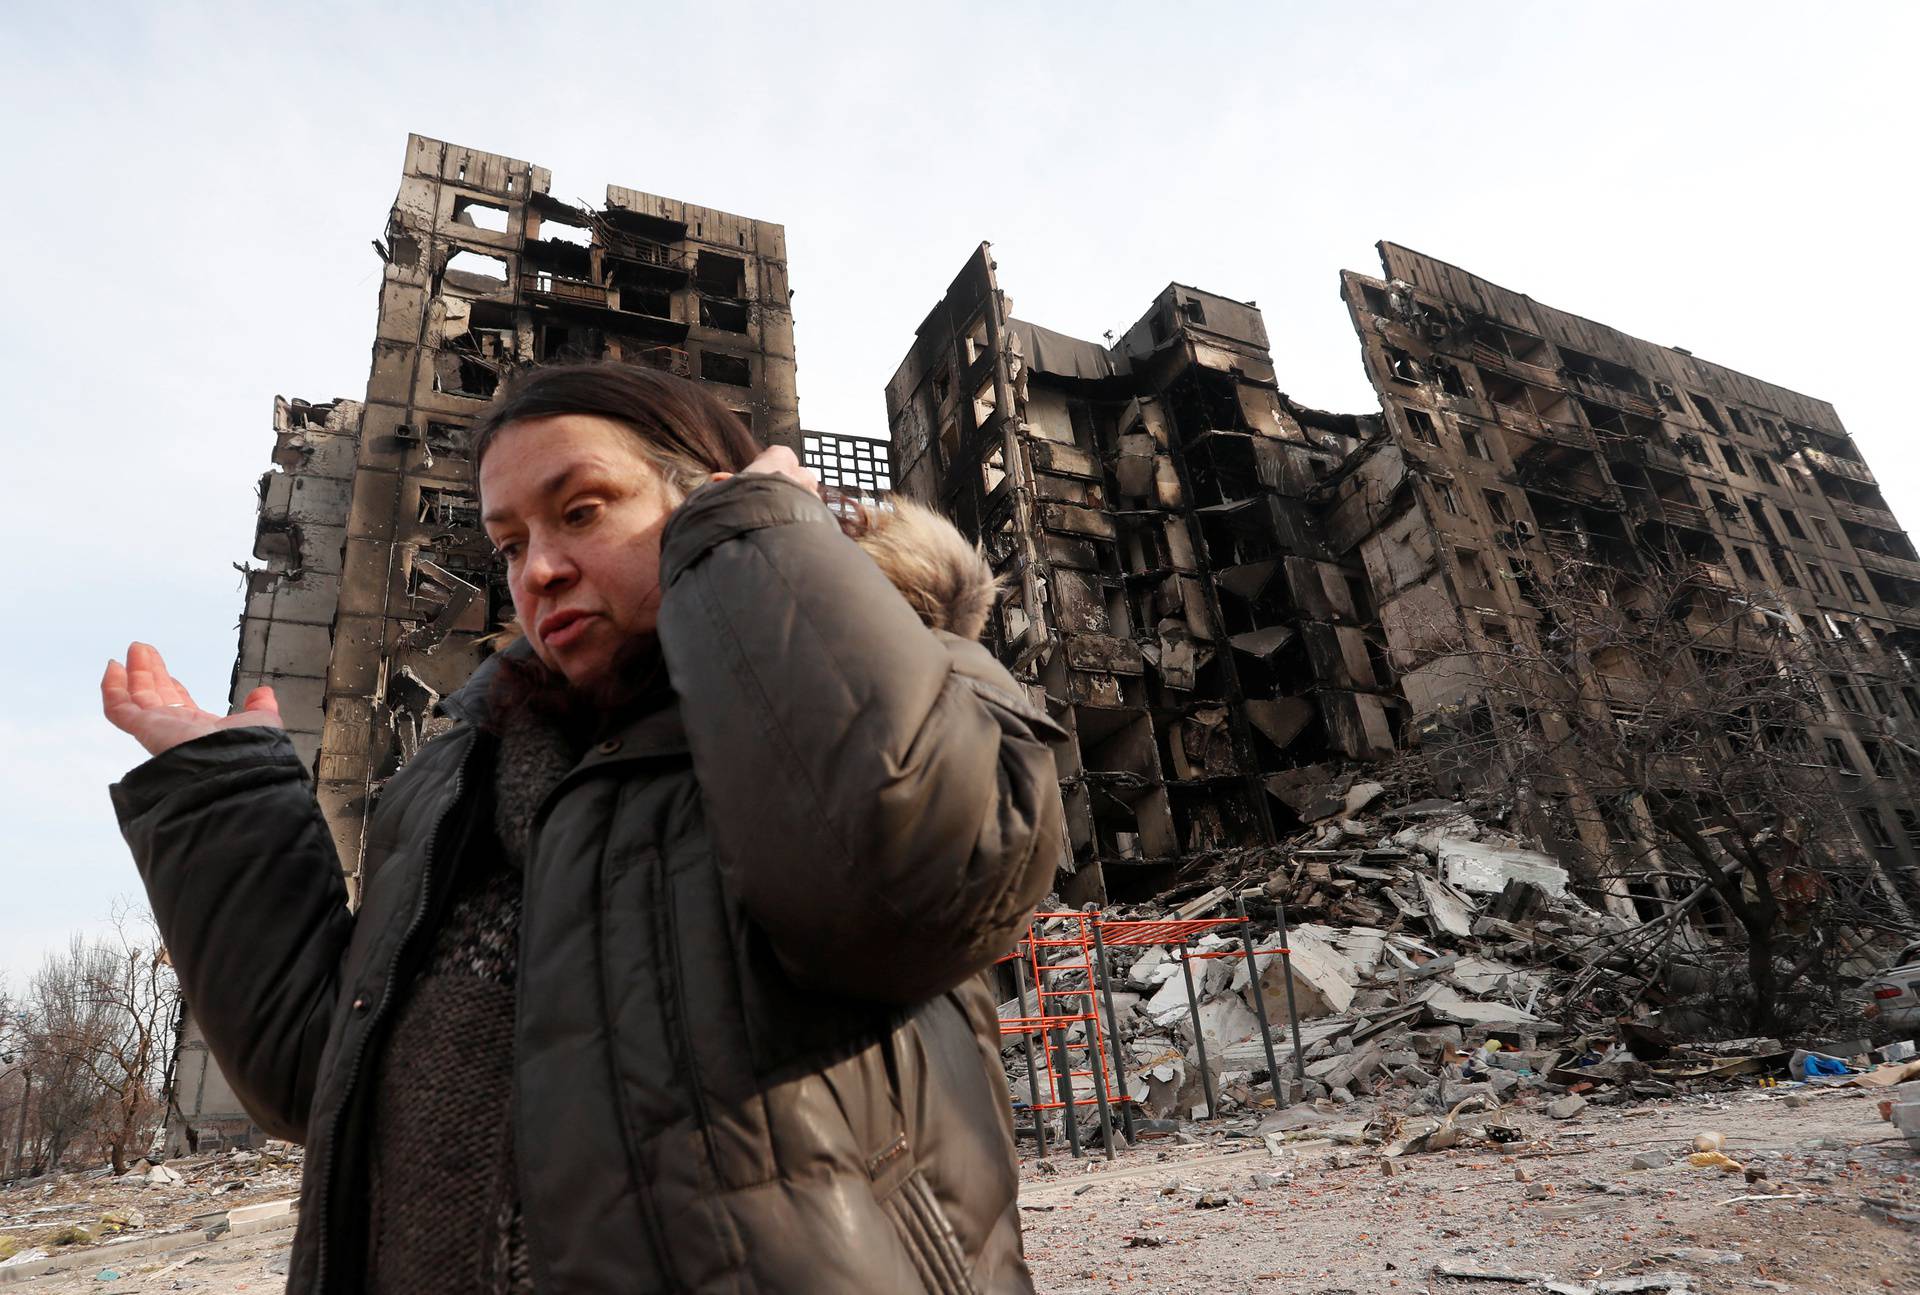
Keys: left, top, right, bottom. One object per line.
{"left": 1017, "top": 1086, "right": 1920, "bottom": 1294}
{"left": 5, "top": 1088, "right": 1916, "bottom": 1293}
{"left": 0, "top": 1147, "right": 299, "bottom": 1293}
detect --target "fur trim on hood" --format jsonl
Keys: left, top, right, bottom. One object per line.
{"left": 844, "top": 498, "right": 998, "bottom": 641}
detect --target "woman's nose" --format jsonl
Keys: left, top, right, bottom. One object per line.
{"left": 523, "top": 538, "right": 577, "bottom": 590}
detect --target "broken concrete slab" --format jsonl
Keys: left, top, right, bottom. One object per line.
{"left": 1434, "top": 838, "right": 1570, "bottom": 898}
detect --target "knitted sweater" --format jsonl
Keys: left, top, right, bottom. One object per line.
{"left": 362, "top": 703, "right": 584, "bottom": 1295}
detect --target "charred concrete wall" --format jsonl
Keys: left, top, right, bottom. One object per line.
{"left": 890, "top": 241, "right": 1920, "bottom": 911}
{"left": 1335, "top": 241, "right": 1920, "bottom": 902}
{"left": 885, "top": 245, "right": 1394, "bottom": 905}
{"left": 172, "top": 394, "right": 365, "bottom": 1151}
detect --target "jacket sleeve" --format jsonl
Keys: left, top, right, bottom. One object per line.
{"left": 658, "top": 474, "right": 1065, "bottom": 1005}
{"left": 109, "top": 726, "right": 353, "bottom": 1142}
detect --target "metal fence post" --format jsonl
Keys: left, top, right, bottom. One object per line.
{"left": 1014, "top": 943, "right": 1046, "bottom": 1157}
{"left": 1234, "top": 893, "right": 1287, "bottom": 1109}
{"left": 1050, "top": 1026, "right": 1082, "bottom": 1158}
{"left": 1272, "top": 898, "right": 1308, "bottom": 1096}
{"left": 1089, "top": 920, "right": 1137, "bottom": 1145}
{"left": 1179, "top": 940, "right": 1216, "bottom": 1119}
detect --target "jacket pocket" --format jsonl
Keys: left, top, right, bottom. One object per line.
{"left": 879, "top": 1167, "right": 979, "bottom": 1295}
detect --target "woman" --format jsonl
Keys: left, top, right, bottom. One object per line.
{"left": 103, "top": 363, "right": 1064, "bottom": 1294}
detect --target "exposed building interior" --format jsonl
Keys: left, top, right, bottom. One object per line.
{"left": 885, "top": 242, "right": 1920, "bottom": 912}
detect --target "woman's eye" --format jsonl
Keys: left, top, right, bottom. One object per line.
{"left": 497, "top": 541, "right": 523, "bottom": 563}
{"left": 565, "top": 502, "right": 600, "bottom": 527}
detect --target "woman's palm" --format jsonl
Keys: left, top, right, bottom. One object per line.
{"left": 102, "top": 642, "right": 282, "bottom": 758}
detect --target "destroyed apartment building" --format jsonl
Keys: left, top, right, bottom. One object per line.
{"left": 179, "top": 130, "right": 1920, "bottom": 1146}
{"left": 885, "top": 242, "right": 1920, "bottom": 918}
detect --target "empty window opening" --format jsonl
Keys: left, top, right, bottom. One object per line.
{"left": 1778, "top": 507, "right": 1805, "bottom": 540}
{"left": 1806, "top": 564, "right": 1835, "bottom": 596}
{"left": 699, "top": 297, "right": 750, "bottom": 332}
{"left": 418, "top": 487, "right": 479, "bottom": 531}
{"left": 1720, "top": 443, "right": 1745, "bottom": 475}
{"left": 1734, "top": 547, "right": 1763, "bottom": 580}
{"left": 453, "top": 197, "right": 510, "bottom": 234}
{"left": 1841, "top": 570, "right": 1868, "bottom": 603}
{"left": 425, "top": 421, "right": 470, "bottom": 459}
{"left": 1813, "top": 517, "right": 1838, "bottom": 546}
{"left": 443, "top": 249, "right": 509, "bottom": 290}
{"left": 1405, "top": 408, "right": 1439, "bottom": 445}
{"left": 1461, "top": 425, "right": 1492, "bottom": 459}
{"left": 1384, "top": 346, "right": 1421, "bottom": 385}
{"left": 931, "top": 366, "right": 952, "bottom": 404}
{"left": 1688, "top": 392, "right": 1728, "bottom": 434}
{"left": 1179, "top": 297, "right": 1207, "bottom": 326}
{"left": 1433, "top": 481, "right": 1461, "bottom": 516}
{"left": 1067, "top": 401, "right": 1097, "bottom": 448}
{"left": 700, "top": 351, "right": 752, "bottom": 387}
{"left": 1753, "top": 457, "right": 1778, "bottom": 486}
{"left": 1456, "top": 548, "right": 1493, "bottom": 592}
{"left": 694, "top": 251, "right": 747, "bottom": 299}
{"left": 1861, "top": 808, "right": 1896, "bottom": 851}
{"left": 621, "top": 285, "right": 673, "bottom": 318}
{"left": 1826, "top": 737, "right": 1857, "bottom": 773}
{"left": 1482, "top": 489, "right": 1513, "bottom": 524}
{"left": 536, "top": 217, "right": 593, "bottom": 247}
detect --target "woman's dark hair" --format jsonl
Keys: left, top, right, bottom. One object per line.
{"left": 468, "top": 361, "right": 764, "bottom": 500}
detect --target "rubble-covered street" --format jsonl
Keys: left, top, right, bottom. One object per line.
{"left": 0, "top": 1149, "right": 298, "bottom": 1291}
{"left": 1017, "top": 1090, "right": 1920, "bottom": 1294}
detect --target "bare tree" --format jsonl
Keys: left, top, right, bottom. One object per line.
{"left": 20, "top": 910, "right": 181, "bottom": 1175}
{"left": 1401, "top": 549, "right": 1916, "bottom": 1034}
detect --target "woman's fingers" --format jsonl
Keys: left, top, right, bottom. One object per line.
{"left": 240, "top": 685, "right": 280, "bottom": 719}
{"left": 124, "top": 642, "right": 168, "bottom": 710}
{"left": 101, "top": 658, "right": 139, "bottom": 729}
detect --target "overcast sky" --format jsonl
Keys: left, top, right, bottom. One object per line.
{"left": 2, "top": 2, "right": 1916, "bottom": 987}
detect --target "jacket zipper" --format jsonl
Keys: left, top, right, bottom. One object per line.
{"left": 313, "top": 728, "right": 477, "bottom": 1293}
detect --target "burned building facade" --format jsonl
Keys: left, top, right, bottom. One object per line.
{"left": 886, "top": 246, "right": 1398, "bottom": 905}
{"left": 1330, "top": 243, "right": 1920, "bottom": 907}
{"left": 300, "top": 134, "right": 799, "bottom": 880}
{"left": 889, "top": 242, "right": 1920, "bottom": 911}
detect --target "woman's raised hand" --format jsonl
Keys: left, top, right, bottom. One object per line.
{"left": 708, "top": 444, "right": 821, "bottom": 496}
{"left": 102, "top": 642, "right": 283, "bottom": 758}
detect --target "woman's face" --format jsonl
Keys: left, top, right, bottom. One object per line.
{"left": 479, "top": 414, "right": 680, "bottom": 689}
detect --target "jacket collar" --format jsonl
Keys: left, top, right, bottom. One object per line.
{"left": 440, "top": 638, "right": 688, "bottom": 759}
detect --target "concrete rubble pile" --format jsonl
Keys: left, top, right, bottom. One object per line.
{"left": 999, "top": 787, "right": 1781, "bottom": 1142}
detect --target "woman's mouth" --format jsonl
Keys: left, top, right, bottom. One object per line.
{"left": 538, "top": 610, "right": 598, "bottom": 650}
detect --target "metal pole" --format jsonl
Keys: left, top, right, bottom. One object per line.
{"left": 1050, "top": 1028, "right": 1082, "bottom": 1158}
{"left": 1272, "top": 899, "right": 1308, "bottom": 1094}
{"left": 1014, "top": 947, "right": 1046, "bottom": 1158}
{"left": 1234, "top": 894, "right": 1287, "bottom": 1109}
{"left": 1179, "top": 941, "right": 1216, "bottom": 1119}
{"left": 1083, "top": 987, "right": 1116, "bottom": 1163}
{"left": 1089, "top": 922, "right": 1137, "bottom": 1145}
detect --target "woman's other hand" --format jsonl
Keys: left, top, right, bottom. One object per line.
{"left": 102, "top": 642, "right": 283, "bottom": 758}
{"left": 708, "top": 444, "right": 820, "bottom": 496}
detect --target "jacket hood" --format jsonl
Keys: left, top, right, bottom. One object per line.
{"left": 444, "top": 495, "right": 996, "bottom": 724}
{"left": 842, "top": 498, "right": 998, "bottom": 642}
